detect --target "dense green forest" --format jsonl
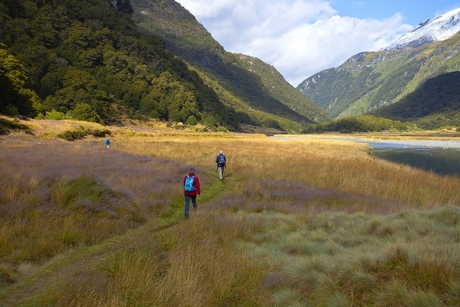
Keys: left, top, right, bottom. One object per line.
{"left": 0, "top": 0, "right": 255, "bottom": 131}
{"left": 371, "top": 72, "right": 460, "bottom": 130}
{"left": 303, "top": 115, "right": 410, "bottom": 134}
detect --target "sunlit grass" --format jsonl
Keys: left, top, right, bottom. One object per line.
{"left": 2, "top": 123, "right": 460, "bottom": 306}
{"left": 114, "top": 133, "right": 460, "bottom": 212}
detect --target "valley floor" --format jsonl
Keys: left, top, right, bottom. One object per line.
{"left": 2, "top": 118, "right": 460, "bottom": 306}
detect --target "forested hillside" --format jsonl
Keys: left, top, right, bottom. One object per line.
{"left": 371, "top": 71, "right": 460, "bottom": 129}
{"left": 0, "top": 0, "right": 255, "bottom": 131}
{"left": 132, "top": 0, "right": 332, "bottom": 131}
{"left": 0, "top": 0, "right": 333, "bottom": 133}
{"left": 298, "top": 33, "right": 460, "bottom": 119}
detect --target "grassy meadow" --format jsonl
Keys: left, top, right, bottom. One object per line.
{"left": 2, "top": 119, "right": 460, "bottom": 306}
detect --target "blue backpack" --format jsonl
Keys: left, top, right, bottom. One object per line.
{"left": 184, "top": 175, "right": 196, "bottom": 192}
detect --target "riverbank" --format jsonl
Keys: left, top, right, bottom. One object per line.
{"left": 365, "top": 138, "right": 460, "bottom": 149}
{"left": 272, "top": 133, "right": 460, "bottom": 149}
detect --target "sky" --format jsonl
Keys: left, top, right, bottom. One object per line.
{"left": 174, "top": 0, "right": 460, "bottom": 86}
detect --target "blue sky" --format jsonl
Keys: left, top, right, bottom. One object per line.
{"left": 175, "top": 1, "right": 460, "bottom": 86}
{"left": 334, "top": 1, "right": 460, "bottom": 25}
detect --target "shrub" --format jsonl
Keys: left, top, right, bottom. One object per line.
{"left": 44, "top": 110, "right": 66, "bottom": 120}
{"left": 261, "top": 118, "right": 281, "bottom": 130}
{"left": 0, "top": 117, "right": 31, "bottom": 135}
{"left": 4, "top": 104, "right": 19, "bottom": 116}
{"left": 217, "top": 125, "right": 228, "bottom": 132}
{"left": 87, "top": 129, "right": 111, "bottom": 137}
{"left": 57, "top": 129, "right": 88, "bottom": 141}
{"left": 204, "top": 115, "right": 217, "bottom": 127}
{"left": 71, "top": 103, "right": 104, "bottom": 124}
{"left": 186, "top": 115, "right": 197, "bottom": 126}
{"left": 149, "top": 110, "right": 160, "bottom": 119}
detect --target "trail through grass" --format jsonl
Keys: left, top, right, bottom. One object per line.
{"left": 3, "top": 122, "right": 460, "bottom": 306}
{"left": 0, "top": 167, "right": 239, "bottom": 306}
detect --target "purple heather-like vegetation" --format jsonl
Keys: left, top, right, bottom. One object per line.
{"left": 0, "top": 139, "right": 211, "bottom": 219}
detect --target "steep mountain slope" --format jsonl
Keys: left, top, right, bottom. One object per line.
{"left": 132, "top": 0, "right": 332, "bottom": 129}
{"left": 235, "top": 54, "right": 330, "bottom": 123}
{"left": 0, "top": 0, "right": 265, "bottom": 131}
{"left": 371, "top": 71, "right": 460, "bottom": 129}
{"left": 297, "top": 8, "right": 460, "bottom": 119}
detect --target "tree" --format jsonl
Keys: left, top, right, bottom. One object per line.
{"left": 71, "top": 102, "right": 103, "bottom": 124}
{"left": 42, "top": 68, "right": 109, "bottom": 118}
{"left": 0, "top": 43, "right": 42, "bottom": 116}
{"left": 186, "top": 115, "right": 197, "bottom": 126}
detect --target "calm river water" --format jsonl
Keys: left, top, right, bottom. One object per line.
{"left": 367, "top": 140, "right": 460, "bottom": 177}
{"left": 272, "top": 136, "right": 460, "bottom": 177}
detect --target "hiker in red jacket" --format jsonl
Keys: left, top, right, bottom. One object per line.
{"left": 183, "top": 167, "right": 201, "bottom": 219}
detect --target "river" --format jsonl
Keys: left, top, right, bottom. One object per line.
{"left": 272, "top": 135, "right": 460, "bottom": 177}
{"left": 364, "top": 139, "right": 460, "bottom": 177}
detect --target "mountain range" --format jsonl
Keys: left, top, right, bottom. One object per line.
{"left": 0, "top": 0, "right": 331, "bottom": 135}
{"left": 2, "top": 0, "right": 460, "bottom": 133}
{"left": 297, "top": 7, "right": 460, "bottom": 122}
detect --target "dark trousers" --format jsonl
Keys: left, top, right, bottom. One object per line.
{"left": 184, "top": 195, "right": 197, "bottom": 218}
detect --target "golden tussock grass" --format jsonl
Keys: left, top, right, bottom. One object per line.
{"left": 2, "top": 121, "right": 460, "bottom": 306}
{"left": 114, "top": 133, "right": 460, "bottom": 212}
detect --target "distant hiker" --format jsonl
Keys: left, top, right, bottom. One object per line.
{"left": 215, "top": 150, "right": 226, "bottom": 180}
{"left": 105, "top": 138, "right": 110, "bottom": 149}
{"left": 183, "top": 167, "right": 201, "bottom": 219}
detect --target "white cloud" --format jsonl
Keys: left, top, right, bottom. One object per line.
{"left": 176, "top": 0, "right": 413, "bottom": 86}
{"left": 258, "top": 14, "right": 412, "bottom": 86}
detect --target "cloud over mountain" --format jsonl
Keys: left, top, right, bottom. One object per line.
{"left": 387, "top": 7, "right": 460, "bottom": 49}
{"left": 176, "top": 0, "right": 413, "bottom": 86}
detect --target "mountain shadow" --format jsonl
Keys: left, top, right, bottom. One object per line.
{"left": 297, "top": 32, "right": 460, "bottom": 119}
{"left": 132, "top": 0, "right": 331, "bottom": 128}
{"left": 370, "top": 71, "right": 460, "bottom": 129}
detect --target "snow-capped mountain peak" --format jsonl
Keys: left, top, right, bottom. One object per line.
{"left": 387, "top": 7, "right": 460, "bottom": 49}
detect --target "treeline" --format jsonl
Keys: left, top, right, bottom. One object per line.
{"left": 303, "top": 115, "right": 410, "bottom": 133}
{"left": 0, "top": 0, "right": 247, "bottom": 130}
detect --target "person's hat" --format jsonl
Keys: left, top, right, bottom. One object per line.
{"left": 190, "top": 167, "right": 196, "bottom": 173}
{"left": 219, "top": 150, "right": 223, "bottom": 154}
